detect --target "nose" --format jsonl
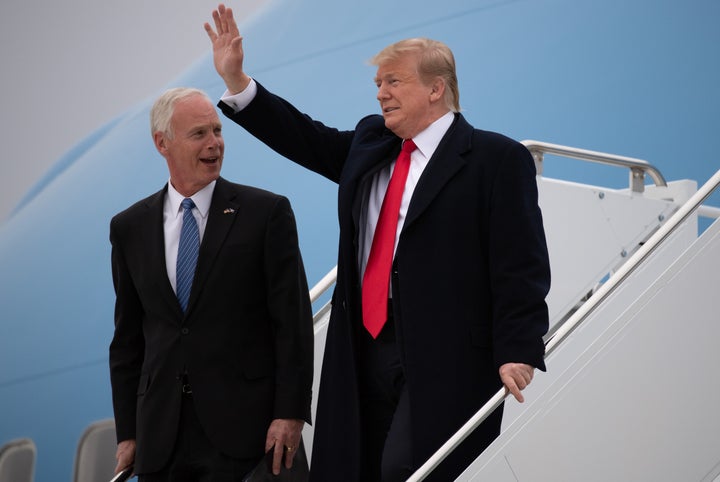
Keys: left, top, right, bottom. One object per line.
{"left": 376, "top": 82, "right": 389, "bottom": 102}
{"left": 208, "top": 133, "right": 223, "bottom": 150}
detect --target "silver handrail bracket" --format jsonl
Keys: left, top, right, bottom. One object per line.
{"left": 523, "top": 140, "right": 667, "bottom": 193}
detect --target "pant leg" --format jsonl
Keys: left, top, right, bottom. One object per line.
{"left": 357, "top": 314, "right": 405, "bottom": 482}
{"left": 138, "top": 392, "right": 260, "bottom": 482}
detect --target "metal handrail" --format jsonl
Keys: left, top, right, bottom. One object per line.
{"left": 309, "top": 265, "right": 337, "bottom": 304}
{"left": 522, "top": 140, "right": 667, "bottom": 193}
{"left": 406, "top": 167, "right": 720, "bottom": 482}
{"left": 698, "top": 204, "right": 720, "bottom": 219}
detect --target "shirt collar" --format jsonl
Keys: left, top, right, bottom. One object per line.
{"left": 411, "top": 111, "right": 454, "bottom": 161}
{"left": 167, "top": 180, "right": 216, "bottom": 219}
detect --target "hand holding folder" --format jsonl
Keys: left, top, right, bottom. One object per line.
{"left": 243, "top": 441, "right": 309, "bottom": 482}
{"left": 108, "top": 465, "right": 133, "bottom": 482}
{"left": 105, "top": 442, "right": 309, "bottom": 481}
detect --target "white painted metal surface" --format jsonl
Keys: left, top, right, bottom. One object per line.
{"left": 537, "top": 177, "right": 694, "bottom": 331}
{"left": 457, "top": 171, "right": 720, "bottom": 481}
{"left": 302, "top": 300, "right": 331, "bottom": 457}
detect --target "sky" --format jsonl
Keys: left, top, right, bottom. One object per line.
{"left": 0, "top": 0, "right": 268, "bottom": 221}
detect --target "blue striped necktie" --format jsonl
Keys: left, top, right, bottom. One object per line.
{"left": 176, "top": 198, "right": 199, "bottom": 312}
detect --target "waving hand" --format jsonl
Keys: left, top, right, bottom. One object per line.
{"left": 204, "top": 4, "right": 252, "bottom": 94}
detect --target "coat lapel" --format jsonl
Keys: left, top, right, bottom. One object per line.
{"left": 404, "top": 114, "right": 471, "bottom": 229}
{"left": 347, "top": 135, "right": 401, "bottom": 232}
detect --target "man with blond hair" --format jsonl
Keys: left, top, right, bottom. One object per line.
{"left": 207, "top": 5, "right": 550, "bottom": 480}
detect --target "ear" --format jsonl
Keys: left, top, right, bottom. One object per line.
{"left": 153, "top": 131, "right": 168, "bottom": 156}
{"left": 429, "top": 77, "right": 446, "bottom": 103}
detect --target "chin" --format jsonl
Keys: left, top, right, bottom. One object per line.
{"left": 384, "top": 120, "right": 401, "bottom": 137}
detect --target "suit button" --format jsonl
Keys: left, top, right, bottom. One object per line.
{"left": 181, "top": 327, "right": 189, "bottom": 335}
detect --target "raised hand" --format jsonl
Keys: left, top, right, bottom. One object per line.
{"left": 204, "top": 3, "right": 252, "bottom": 94}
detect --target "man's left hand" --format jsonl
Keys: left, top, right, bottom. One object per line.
{"left": 499, "top": 362, "right": 535, "bottom": 403}
{"left": 265, "top": 418, "right": 304, "bottom": 475}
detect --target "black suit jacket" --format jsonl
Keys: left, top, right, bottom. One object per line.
{"left": 220, "top": 83, "right": 550, "bottom": 481}
{"left": 109, "top": 177, "right": 313, "bottom": 474}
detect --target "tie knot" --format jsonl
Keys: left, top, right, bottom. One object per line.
{"left": 402, "top": 139, "right": 417, "bottom": 154}
{"left": 181, "top": 198, "right": 195, "bottom": 211}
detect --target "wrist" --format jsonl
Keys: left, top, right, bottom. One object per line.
{"left": 226, "top": 73, "right": 252, "bottom": 95}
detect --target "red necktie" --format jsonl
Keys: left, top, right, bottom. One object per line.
{"left": 362, "top": 139, "right": 417, "bottom": 338}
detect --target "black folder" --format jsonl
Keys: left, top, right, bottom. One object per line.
{"left": 243, "top": 441, "right": 309, "bottom": 482}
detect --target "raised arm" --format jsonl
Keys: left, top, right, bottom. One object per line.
{"left": 204, "top": 3, "right": 252, "bottom": 94}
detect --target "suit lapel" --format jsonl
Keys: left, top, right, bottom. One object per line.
{"left": 186, "top": 178, "right": 239, "bottom": 315}
{"left": 404, "top": 114, "right": 471, "bottom": 229}
{"left": 139, "top": 186, "right": 184, "bottom": 317}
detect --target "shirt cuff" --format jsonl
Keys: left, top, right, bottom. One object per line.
{"left": 220, "top": 78, "right": 257, "bottom": 112}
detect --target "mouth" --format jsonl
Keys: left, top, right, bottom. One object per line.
{"left": 200, "top": 157, "right": 219, "bottom": 165}
{"left": 382, "top": 106, "right": 399, "bottom": 114}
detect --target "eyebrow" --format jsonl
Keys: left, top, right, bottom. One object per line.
{"left": 375, "top": 71, "right": 399, "bottom": 82}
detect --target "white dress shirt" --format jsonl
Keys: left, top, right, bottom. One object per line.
{"left": 358, "top": 113, "right": 454, "bottom": 280}
{"left": 164, "top": 180, "right": 215, "bottom": 293}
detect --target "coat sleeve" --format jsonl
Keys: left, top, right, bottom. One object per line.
{"left": 108, "top": 216, "right": 145, "bottom": 442}
{"left": 262, "top": 196, "right": 315, "bottom": 422}
{"left": 218, "top": 81, "right": 355, "bottom": 184}
{"left": 488, "top": 141, "right": 550, "bottom": 371}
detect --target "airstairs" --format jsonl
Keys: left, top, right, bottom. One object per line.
{"left": 302, "top": 141, "right": 720, "bottom": 481}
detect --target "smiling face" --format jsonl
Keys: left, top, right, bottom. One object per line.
{"left": 154, "top": 94, "right": 224, "bottom": 197}
{"left": 374, "top": 53, "right": 448, "bottom": 140}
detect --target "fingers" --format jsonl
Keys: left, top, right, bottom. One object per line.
{"left": 272, "top": 441, "right": 284, "bottom": 475}
{"left": 264, "top": 432, "right": 284, "bottom": 475}
{"left": 218, "top": 5, "right": 230, "bottom": 35}
{"left": 505, "top": 379, "right": 525, "bottom": 403}
{"left": 214, "top": 7, "right": 224, "bottom": 35}
{"left": 206, "top": 4, "right": 243, "bottom": 47}
{"left": 266, "top": 441, "right": 299, "bottom": 474}
{"left": 264, "top": 419, "right": 304, "bottom": 474}
{"left": 114, "top": 440, "right": 135, "bottom": 475}
{"left": 209, "top": 4, "right": 238, "bottom": 36}
{"left": 204, "top": 22, "right": 217, "bottom": 41}
{"left": 499, "top": 363, "right": 535, "bottom": 403}
{"left": 205, "top": 6, "right": 224, "bottom": 38}
{"left": 513, "top": 366, "right": 533, "bottom": 389}
{"left": 222, "top": 8, "right": 241, "bottom": 39}
{"left": 284, "top": 443, "right": 296, "bottom": 469}
{"left": 205, "top": 7, "right": 223, "bottom": 40}
{"left": 264, "top": 430, "right": 276, "bottom": 454}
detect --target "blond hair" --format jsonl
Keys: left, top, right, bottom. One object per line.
{"left": 370, "top": 38, "right": 460, "bottom": 112}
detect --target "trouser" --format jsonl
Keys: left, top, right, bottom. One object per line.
{"left": 357, "top": 302, "right": 414, "bottom": 482}
{"left": 139, "top": 389, "right": 260, "bottom": 482}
